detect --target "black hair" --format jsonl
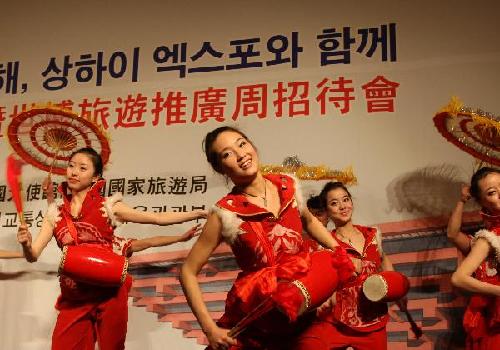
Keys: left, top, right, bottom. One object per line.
{"left": 307, "top": 195, "right": 324, "bottom": 211}
{"left": 319, "top": 181, "right": 352, "bottom": 208}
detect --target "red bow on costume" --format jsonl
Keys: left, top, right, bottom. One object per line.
{"left": 230, "top": 251, "right": 310, "bottom": 315}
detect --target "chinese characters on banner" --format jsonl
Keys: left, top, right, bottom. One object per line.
{"left": 0, "top": 75, "right": 400, "bottom": 134}
{"left": 0, "top": 176, "right": 208, "bottom": 228}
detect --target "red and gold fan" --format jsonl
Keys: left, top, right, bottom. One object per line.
{"left": 5, "top": 105, "right": 110, "bottom": 222}
{"left": 433, "top": 97, "right": 500, "bottom": 166}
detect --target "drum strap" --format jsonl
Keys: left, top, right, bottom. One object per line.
{"left": 62, "top": 210, "right": 80, "bottom": 245}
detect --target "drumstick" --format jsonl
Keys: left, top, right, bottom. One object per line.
{"left": 228, "top": 298, "right": 274, "bottom": 338}
{"left": 397, "top": 300, "right": 423, "bottom": 339}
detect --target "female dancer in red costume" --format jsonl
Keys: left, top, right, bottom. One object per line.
{"left": 17, "top": 147, "right": 206, "bottom": 350}
{"left": 180, "top": 127, "right": 353, "bottom": 350}
{"left": 295, "top": 181, "right": 402, "bottom": 350}
{"left": 450, "top": 167, "right": 500, "bottom": 349}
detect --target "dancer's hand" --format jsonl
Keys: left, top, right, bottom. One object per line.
{"left": 42, "top": 176, "right": 53, "bottom": 193}
{"left": 196, "top": 209, "right": 209, "bottom": 220}
{"left": 460, "top": 184, "right": 471, "bottom": 203}
{"left": 17, "top": 224, "right": 32, "bottom": 248}
{"left": 179, "top": 224, "right": 202, "bottom": 242}
{"left": 389, "top": 296, "right": 409, "bottom": 322}
{"left": 206, "top": 326, "right": 237, "bottom": 350}
{"left": 316, "top": 292, "right": 336, "bottom": 317}
{"left": 42, "top": 175, "right": 54, "bottom": 204}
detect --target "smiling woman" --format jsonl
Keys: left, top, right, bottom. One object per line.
{"left": 16, "top": 147, "right": 207, "bottom": 350}
{"left": 293, "top": 181, "right": 406, "bottom": 350}
{"left": 180, "top": 126, "right": 354, "bottom": 350}
{"left": 450, "top": 167, "right": 500, "bottom": 349}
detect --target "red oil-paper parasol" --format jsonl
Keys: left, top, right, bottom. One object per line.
{"left": 6, "top": 105, "right": 110, "bottom": 175}
{"left": 433, "top": 97, "right": 500, "bottom": 166}
{"left": 4, "top": 105, "right": 110, "bottom": 218}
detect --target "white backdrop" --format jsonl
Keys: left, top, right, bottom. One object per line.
{"left": 1, "top": 0, "right": 499, "bottom": 349}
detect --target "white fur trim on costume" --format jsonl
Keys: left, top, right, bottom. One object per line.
{"left": 288, "top": 174, "right": 305, "bottom": 214}
{"left": 374, "top": 227, "right": 384, "bottom": 255}
{"left": 211, "top": 206, "right": 243, "bottom": 244}
{"left": 45, "top": 200, "right": 62, "bottom": 227}
{"left": 102, "top": 192, "right": 124, "bottom": 227}
{"left": 473, "top": 229, "right": 500, "bottom": 262}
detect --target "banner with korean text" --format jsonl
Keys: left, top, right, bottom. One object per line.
{"left": 1, "top": 1, "right": 499, "bottom": 349}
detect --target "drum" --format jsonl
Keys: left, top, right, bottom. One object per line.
{"left": 293, "top": 249, "right": 341, "bottom": 309}
{"left": 59, "top": 245, "right": 128, "bottom": 286}
{"left": 362, "top": 270, "right": 410, "bottom": 302}
{"left": 229, "top": 249, "right": 348, "bottom": 338}
{"left": 271, "top": 248, "right": 350, "bottom": 323}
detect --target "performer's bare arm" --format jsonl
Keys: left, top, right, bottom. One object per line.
{"left": 447, "top": 185, "right": 472, "bottom": 255}
{"left": 129, "top": 224, "right": 202, "bottom": 253}
{"left": 112, "top": 202, "right": 207, "bottom": 226}
{"left": 0, "top": 249, "right": 23, "bottom": 259}
{"left": 302, "top": 207, "right": 339, "bottom": 249}
{"left": 381, "top": 253, "right": 395, "bottom": 272}
{"left": 17, "top": 218, "right": 54, "bottom": 262}
{"left": 180, "top": 211, "right": 237, "bottom": 349}
{"left": 451, "top": 238, "right": 500, "bottom": 296}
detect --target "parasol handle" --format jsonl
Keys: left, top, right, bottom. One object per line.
{"left": 47, "top": 151, "right": 59, "bottom": 176}
{"left": 43, "top": 153, "right": 59, "bottom": 205}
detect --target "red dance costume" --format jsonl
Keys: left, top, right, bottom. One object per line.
{"left": 212, "top": 174, "right": 352, "bottom": 349}
{"left": 46, "top": 180, "right": 132, "bottom": 350}
{"left": 463, "top": 222, "right": 500, "bottom": 350}
{"left": 295, "top": 225, "right": 389, "bottom": 350}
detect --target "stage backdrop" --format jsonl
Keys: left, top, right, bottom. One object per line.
{"left": 1, "top": 1, "right": 499, "bottom": 349}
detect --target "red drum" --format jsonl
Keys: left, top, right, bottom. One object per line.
{"left": 59, "top": 245, "right": 128, "bottom": 286}
{"left": 230, "top": 249, "right": 348, "bottom": 338}
{"left": 362, "top": 271, "right": 409, "bottom": 302}
{"left": 272, "top": 249, "right": 351, "bottom": 323}
{"left": 294, "top": 249, "right": 340, "bottom": 309}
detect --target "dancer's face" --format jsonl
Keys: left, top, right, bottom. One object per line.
{"left": 478, "top": 172, "right": 500, "bottom": 215}
{"left": 211, "top": 130, "right": 260, "bottom": 182}
{"left": 325, "top": 188, "right": 353, "bottom": 226}
{"left": 66, "top": 153, "right": 99, "bottom": 191}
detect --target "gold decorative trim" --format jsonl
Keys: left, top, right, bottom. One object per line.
{"left": 292, "top": 279, "right": 311, "bottom": 309}
{"left": 439, "top": 96, "right": 500, "bottom": 134}
{"left": 120, "top": 258, "right": 129, "bottom": 284}
{"left": 58, "top": 245, "right": 69, "bottom": 276}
